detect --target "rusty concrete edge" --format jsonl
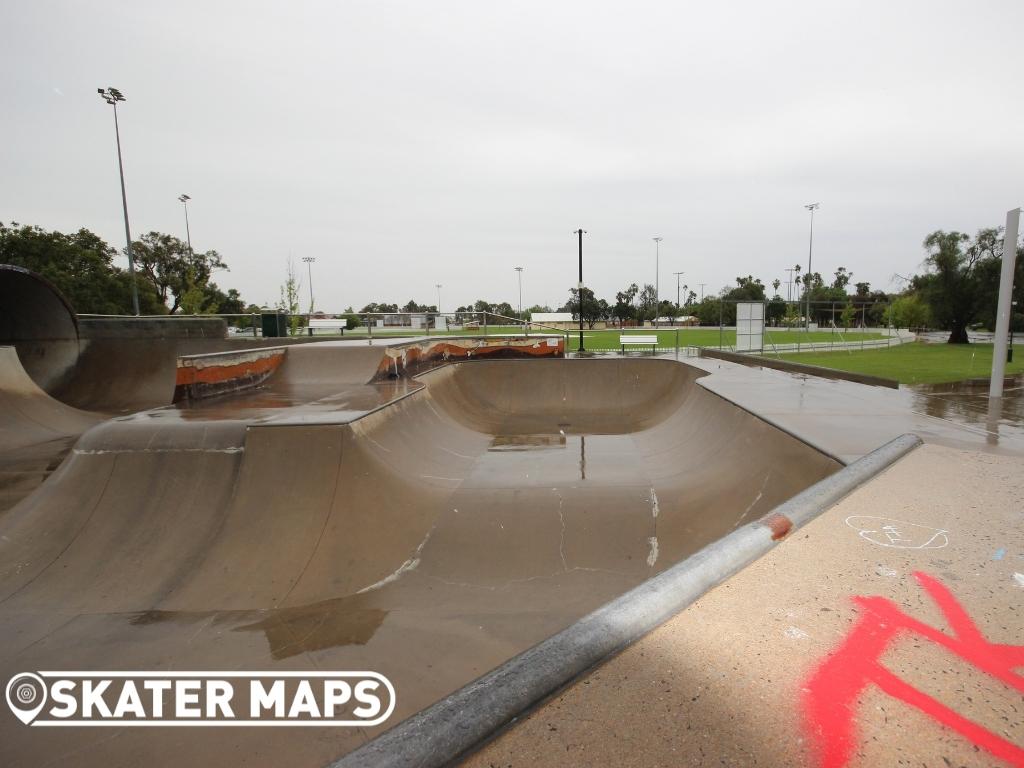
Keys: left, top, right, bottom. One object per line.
{"left": 328, "top": 432, "right": 923, "bottom": 768}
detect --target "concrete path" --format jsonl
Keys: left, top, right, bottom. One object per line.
{"left": 462, "top": 443, "right": 1024, "bottom": 768}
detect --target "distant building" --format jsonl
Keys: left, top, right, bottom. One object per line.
{"left": 530, "top": 312, "right": 576, "bottom": 329}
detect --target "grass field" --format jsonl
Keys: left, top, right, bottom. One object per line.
{"left": 342, "top": 325, "right": 887, "bottom": 352}
{"left": 776, "top": 342, "right": 1024, "bottom": 385}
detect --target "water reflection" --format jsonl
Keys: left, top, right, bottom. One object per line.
{"left": 908, "top": 376, "right": 1024, "bottom": 445}
{"left": 129, "top": 593, "right": 389, "bottom": 660}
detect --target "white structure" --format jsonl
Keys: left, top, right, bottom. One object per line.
{"left": 531, "top": 312, "right": 575, "bottom": 328}
{"left": 735, "top": 302, "right": 765, "bottom": 352}
{"left": 991, "top": 207, "right": 1020, "bottom": 398}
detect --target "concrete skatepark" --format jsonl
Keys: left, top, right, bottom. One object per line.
{"left": 1, "top": 267, "right": 1022, "bottom": 767}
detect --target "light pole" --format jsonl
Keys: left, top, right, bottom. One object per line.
{"left": 514, "top": 266, "right": 523, "bottom": 318}
{"left": 699, "top": 283, "right": 706, "bottom": 302}
{"left": 98, "top": 87, "right": 139, "bottom": 315}
{"left": 178, "top": 194, "right": 193, "bottom": 259}
{"left": 574, "top": 229, "right": 587, "bottom": 351}
{"left": 652, "top": 237, "right": 662, "bottom": 324}
{"left": 435, "top": 284, "right": 442, "bottom": 314}
{"left": 302, "top": 256, "right": 316, "bottom": 312}
{"left": 673, "top": 271, "right": 685, "bottom": 307}
{"left": 785, "top": 267, "right": 795, "bottom": 302}
{"left": 804, "top": 202, "right": 820, "bottom": 329}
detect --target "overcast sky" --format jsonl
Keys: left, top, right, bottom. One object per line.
{"left": 3, "top": 1, "right": 1023, "bottom": 312}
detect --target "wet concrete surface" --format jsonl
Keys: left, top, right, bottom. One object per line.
{"left": 908, "top": 376, "right": 1024, "bottom": 445}
{"left": 678, "top": 352, "right": 1024, "bottom": 461}
{"left": 0, "top": 354, "right": 839, "bottom": 766}
{"left": 463, "top": 443, "right": 1024, "bottom": 768}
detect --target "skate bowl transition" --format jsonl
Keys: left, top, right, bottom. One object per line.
{"left": 0, "top": 339, "right": 861, "bottom": 764}
{"left": 1, "top": 268, "right": 915, "bottom": 767}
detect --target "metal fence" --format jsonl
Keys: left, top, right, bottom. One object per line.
{"left": 78, "top": 299, "right": 919, "bottom": 357}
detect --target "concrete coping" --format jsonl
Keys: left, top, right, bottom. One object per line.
{"left": 330, "top": 432, "right": 922, "bottom": 768}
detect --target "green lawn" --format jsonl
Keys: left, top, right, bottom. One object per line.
{"left": 342, "top": 325, "right": 886, "bottom": 352}
{"left": 776, "top": 342, "right": 1024, "bottom": 385}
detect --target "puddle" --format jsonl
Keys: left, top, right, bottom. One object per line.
{"left": 908, "top": 375, "right": 1024, "bottom": 444}
{"left": 489, "top": 434, "right": 567, "bottom": 451}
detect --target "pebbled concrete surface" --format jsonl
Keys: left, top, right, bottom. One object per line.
{"left": 461, "top": 443, "right": 1024, "bottom": 768}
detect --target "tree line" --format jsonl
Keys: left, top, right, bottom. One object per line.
{"left": 4, "top": 220, "right": 1020, "bottom": 344}
{"left": 0, "top": 221, "right": 251, "bottom": 316}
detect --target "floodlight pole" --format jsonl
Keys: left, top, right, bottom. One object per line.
{"left": 302, "top": 256, "right": 316, "bottom": 312}
{"left": 804, "top": 203, "right": 820, "bottom": 329}
{"left": 990, "top": 207, "right": 1020, "bottom": 398}
{"left": 99, "top": 87, "right": 140, "bottom": 315}
{"left": 673, "top": 271, "right": 684, "bottom": 307}
{"left": 178, "top": 194, "right": 193, "bottom": 259}
{"left": 575, "top": 229, "right": 586, "bottom": 351}
{"left": 699, "top": 283, "right": 706, "bottom": 302}
{"left": 514, "top": 266, "right": 523, "bottom": 318}
{"left": 652, "top": 237, "right": 662, "bottom": 324}
{"left": 436, "top": 284, "right": 442, "bottom": 314}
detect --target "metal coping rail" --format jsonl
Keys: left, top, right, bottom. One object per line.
{"left": 329, "top": 433, "right": 923, "bottom": 768}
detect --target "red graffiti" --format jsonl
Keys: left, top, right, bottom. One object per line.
{"left": 803, "top": 571, "right": 1024, "bottom": 767}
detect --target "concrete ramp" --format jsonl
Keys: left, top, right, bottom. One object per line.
{"left": 0, "top": 346, "right": 98, "bottom": 511}
{"left": 0, "top": 356, "right": 838, "bottom": 766}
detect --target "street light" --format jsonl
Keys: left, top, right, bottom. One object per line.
{"left": 178, "top": 194, "right": 193, "bottom": 259}
{"left": 435, "top": 284, "right": 442, "bottom": 315}
{"left": 514, "top": 266, "right": 524, "bottom": 319}
{"left": 804, "top": 202, "right": 821, "bottom": 329}
{"left": 673, "top": 271, "right": 685, "bottom": 307}
{"left": 574, "top": 229, "right": 587, "bottom": 351}
{"left": 302, "top": 257, "right": 316, "bottom": 312}
{"left": 98, "top": 86, "right": 139, "bottom": 315}
{"left": 652, "top": 237, "right": 663, "bottom": 325}
{"left": 699, "top": 283, "right": 706, "bottom": 303}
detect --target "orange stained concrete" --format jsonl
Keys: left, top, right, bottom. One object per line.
{"left": 462, "top": 443, "right": 1024, "bottom": 768}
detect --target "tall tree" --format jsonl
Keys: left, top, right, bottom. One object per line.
{"left": 0, "top": 221, "right": 164, "bottom": 314}
{"left": 131, "top": 231, "right": 227, "bottom": 314}
{"left": 913, "top": 230, "right": 996, "bottom": 343}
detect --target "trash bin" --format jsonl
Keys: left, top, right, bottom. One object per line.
{"left": 261, "top": 311, "right": 289, "bottom": 338}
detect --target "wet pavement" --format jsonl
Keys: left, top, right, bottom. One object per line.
{"left": 908, "top": 376, "right": 1024, "bottom": 444}
{"left": 462, "top": 442, "right": 1024, "bottom": 768}
{"left": 0, "top": 355, "right": 839, "bottom": 766}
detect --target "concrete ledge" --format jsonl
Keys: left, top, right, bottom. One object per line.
{"left": 329, "top": 433, "right": 922, "bottom": 768}
{"left": 173, "top": 346, "right": 287, "bottom": 402}
{"left": 699, "top": 347, "right": 899, "bottom": 389}
{"left": 78, "top": 316, "right": 227, "bottom": 340}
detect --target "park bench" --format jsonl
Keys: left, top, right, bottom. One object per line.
{"left": 620, "top": 334, "right": 658, "bottom": 354}
{"left": 307, "top": 318, "right": 346, "bottom": 336}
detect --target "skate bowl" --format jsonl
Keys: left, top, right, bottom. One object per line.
{"left": 0, "top": 351, "right": 854, "bottom": 766}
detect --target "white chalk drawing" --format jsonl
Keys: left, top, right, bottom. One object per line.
{"left": 844, "top": 516, "right": 949, "bottom": 550}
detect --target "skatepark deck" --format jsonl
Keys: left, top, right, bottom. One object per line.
{"left": 0, "top": 348, "right": 840, "bottom": 766}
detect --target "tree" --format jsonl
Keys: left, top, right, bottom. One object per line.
{"left": 832, "top": 267, "right": 853, "bottom": 291}
{"left": 914, "top": 230, "right": 996, "bottom": 343}
{"left": 276, "top": 258, "right": 302, "bottom": 336}
{"left": 886, "top": 294, "right": 931, "bottom": 330}
{"left": 636, "top": 284, "right": 657, "bottom": 323}
{"left": 130, "top": 231, "right": 226, "bottom": 314}
{"left": 839, "top": 301, "right": 857, "bottom": 329}
{"left": 0, "top": 221, "right": 165, "bottom": 314}
{"left": 612, "top": 283, "right": 639, "bottom": 326}
{"left": 563, "top": 286, "right": 604, "bottom": 328}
